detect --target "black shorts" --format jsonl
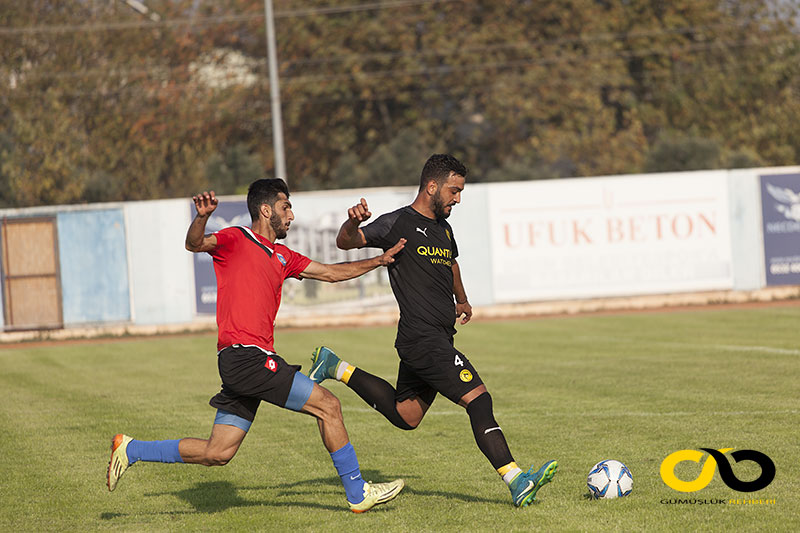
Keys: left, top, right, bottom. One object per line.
{"left": 209, "top": 345, "right": 301, "bottom": 422}
{"left": 394, "top": 335, "right": 483, "bottom": 405}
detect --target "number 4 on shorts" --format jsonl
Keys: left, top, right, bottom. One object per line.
{"left": 454, "top": 354, "right": 463, "bottom": 367}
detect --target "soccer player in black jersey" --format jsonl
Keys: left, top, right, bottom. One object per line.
{"left": 308, "top": 154, "right": 558, "bottom": 507}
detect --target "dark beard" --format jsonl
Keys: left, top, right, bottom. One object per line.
{"left": 432, "top": 190, "right": 450, "bottom": 219}
{"left": 270, "top": 212, "right": 287, "bottom": 239}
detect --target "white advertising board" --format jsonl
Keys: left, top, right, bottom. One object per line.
{"left": 488, "top": 172, "right": 734, "bottom": 302}
{"left": 126, "top": 199, "right": 195, "bottom": 324}
{"left": 279, "top": 186, "right": 417, "bottom": 315}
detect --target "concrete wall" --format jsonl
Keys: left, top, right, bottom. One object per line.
{"left": 0, "top": 166, "right": 797, "bottom": 332}
{"left": 729, "top": 169, "right": 767, "bottom": 290}
{"left": 57, "top": 209, "right": 131, "bottom": 325}
{"left": 486, "top": 171, "right": 735, "bottom": 302}
{"left": 125, "top": 199, "right": 196, "bottom": 325}
{"left": 447, "top": 183, "right": 494, "bottom": 306}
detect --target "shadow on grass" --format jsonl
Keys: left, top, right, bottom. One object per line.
{"left": 101, "top": 480, "right": 343, "bottom": 519}
{"left": 100, "top": 469, "right": 501, "bottom": 520}
{"left": 402, "top": 486, "right": 507, "bottom": 506}
{"left": 102, "top": 473, "right": 391, "bottom": 518}
{"left": 162, "top": 480, "right": 344, "bottom": 513}
{"left": 270, "top": 470, "right": 504, "bottom": 506}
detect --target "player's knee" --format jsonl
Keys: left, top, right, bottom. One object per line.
{"left": 207, "top": 453, "right": 232, "bottom": 466}
{"left": 397, "top": 413, "right": 420, "bottom": 430}
{"left": 207, "top": 455, "right": 229, "bottom": 467}
{"left": 204, "top": 447, "right": 236, "bottom": 466}
{"left": 395, "top": 398, "right": 426, "bottom": 430}
{"left": 400, "top": 419, "right": 418, "bottom": 431}
{"left": 318, "top": 388, "right": 344, "bottom": 421}
{"left": 466, "top": 392, "right": 497, "bottom": 428}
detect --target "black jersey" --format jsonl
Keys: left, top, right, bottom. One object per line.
{"left": 362, "top": 206, "right": 459, "bottom": 345}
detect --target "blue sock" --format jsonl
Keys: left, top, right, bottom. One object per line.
{"left": 330, "top": 442, "right": 365, "bottom": 504}
{"left": 126, "top": 439, "right": 184, "bottom": 465}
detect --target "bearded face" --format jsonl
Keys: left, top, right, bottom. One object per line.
{"left": 432, "top": 188, "right": 451, "bottom": 219}
{"left": 429, "top": 172, "right": 464, "bottom": 219}
{"left": 270, "top": 210, "right": 288, "bottom": 239}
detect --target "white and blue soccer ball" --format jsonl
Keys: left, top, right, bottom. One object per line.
{"left": 587, "top": 459, "right": 633, "bottom": 499}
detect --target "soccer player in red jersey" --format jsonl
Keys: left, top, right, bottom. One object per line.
{"left": 107, "top": 179, "right": 406, "bottom": 513}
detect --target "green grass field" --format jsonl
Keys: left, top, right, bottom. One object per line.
{"left": 1, "top": 305, "right": 798, "bottom": 532}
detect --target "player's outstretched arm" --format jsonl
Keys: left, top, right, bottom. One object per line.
{"left": 185, "top": 191, "right": 219, "bottom": 253}
{"left": 452, "top": 260, "right": 472, "bottom": 325}
{"left": 336, "top": 198, "right": 370, "bottom": 250}
{"left": 300, "top": 238, "right": 406, "bottom": 282}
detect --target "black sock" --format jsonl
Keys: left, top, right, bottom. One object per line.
{"left": 466, "top": 392, "right": 514, "bottom": 469}
{"left": 347, "top": 368, "right": 415, "bottom": 430}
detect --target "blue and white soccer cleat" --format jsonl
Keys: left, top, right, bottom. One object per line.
{"left": 509, "top": 460, "right": 558, "bottom": 507}
{"left": 308, "top": 346, "right": 341, "bottom": 384}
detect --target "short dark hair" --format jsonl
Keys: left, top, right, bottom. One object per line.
{"left": 247, "top": 178, "right": 289, "bottom": 221}
{"left": 419, "top": 154, "right": 467, "bottom": 191}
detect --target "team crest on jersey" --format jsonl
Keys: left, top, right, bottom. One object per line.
{"left": 276, "top": 253, "right": 287, "bottom": 266}
{"left": 265, "top": 356, "right": 278, "bottom": 372}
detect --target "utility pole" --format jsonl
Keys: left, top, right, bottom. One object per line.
{"left": 119, "top": 0, "right": 161, "bottom": 22}
{"left": 264, "top": 0, "right": 287, "bottom": 183}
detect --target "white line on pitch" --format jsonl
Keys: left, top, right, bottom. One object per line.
{"left": 570, "top": 335, "right": 800, "bottom": 356}
{"left": 345, "top": 408, "right": 799, "bottom": 418}
{"left": 499, "top": 409, "right": 800, "bottom": 418}
{"left": 715, "top": 345, "right": 800, "bottom": 355}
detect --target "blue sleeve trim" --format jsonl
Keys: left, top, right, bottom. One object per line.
{"left": 284, "top": 372, "right": 315, "bottom": 411}
{"left": 214, "top": 409, "right": 253, "bottom": 432}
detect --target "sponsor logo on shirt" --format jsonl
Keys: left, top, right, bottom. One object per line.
{"left": 416, "top": 245, "right": 452, "bottom": 266}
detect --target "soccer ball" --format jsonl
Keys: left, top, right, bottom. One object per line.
{"left": 587, "top": 460, "right": 633, "bottom": 499}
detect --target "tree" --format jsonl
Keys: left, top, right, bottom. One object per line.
{"left": 1, "top": 0, "right": 798, "bottom": 206}
{"left": 644, "top": 133, "right": 722, "bottom": 172}
{"left": 331, "top": 128, "right": 436, "bottom": 189}
{"left": 205, "top": 143, "right": 264, "bottom": 194}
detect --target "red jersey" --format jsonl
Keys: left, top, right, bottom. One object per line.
{"left": 209, "top": 226, "right": 311, "bottom": 351}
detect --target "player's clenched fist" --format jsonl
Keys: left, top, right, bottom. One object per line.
{"left": 193, "top": 191, "right": 218, "bottom": 217}
{"left": 348, "top": 198, "right": 371, "bottom": 225}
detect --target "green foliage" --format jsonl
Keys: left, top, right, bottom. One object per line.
{"left": 204, "top": 143, "right": 264, "bottom": 195}
{"left": 1, "top": 0, "right": 799, "bottom": 205}
{"left": 644, "top": 133, "right": 723, "bottom": 172}
{"left": 3, "top": 90, "right": 89, "bottom": 205}
{"left": 83, "top": 170, "right": 125, "bottom": 204}
{"left": 0, "top": 129, "right": 15, "bottom": 207}
{"left": 330, "top": 128, "right": 435, "bottom": 189}
{"left": 485, "top": 153, "right": 579, "bottom": 182}
{"left": 1, "top": 307, "right": 799, "bottom": 531}
{"left": 644, "top": 134, "right": 765, "bottom": 173}
{"left": 725, "top": 148, "right": 763, "bottom": 169}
